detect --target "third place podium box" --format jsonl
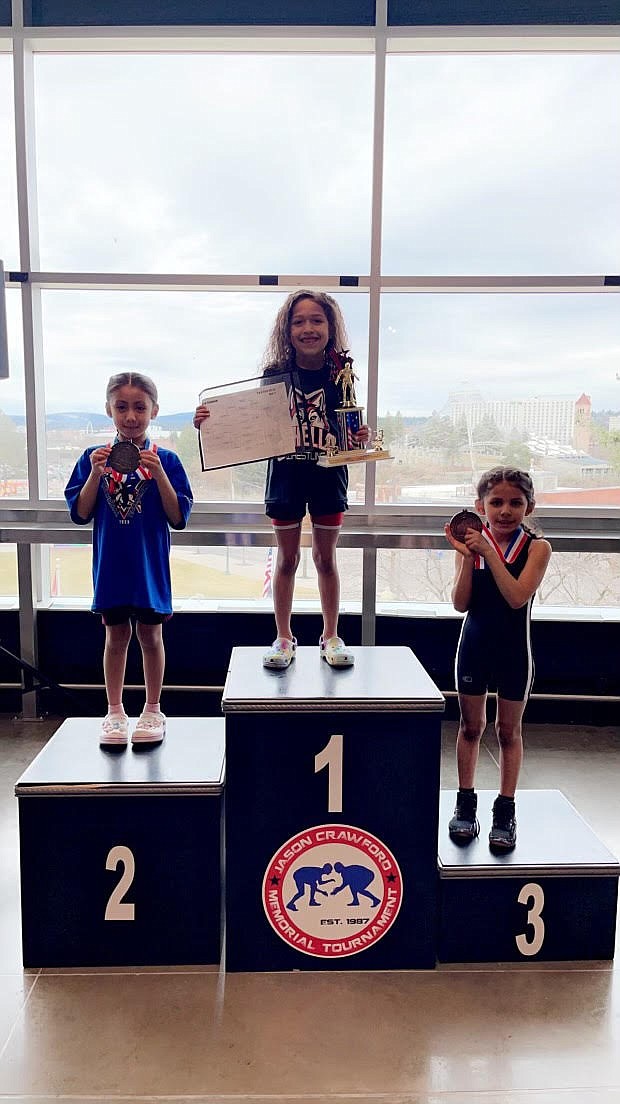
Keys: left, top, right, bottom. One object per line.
{"left": 438, "top": 789, "right": 619, "bottom": 962}
{"left": 223, "top": 645, "right": 445, "bottom": 972}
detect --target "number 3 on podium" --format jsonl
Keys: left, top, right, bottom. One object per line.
{"left": 515, "top": 882, "right": 545, "bottom": 956}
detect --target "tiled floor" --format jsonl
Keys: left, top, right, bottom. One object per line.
{"left": 0, "top": 715, "right": 619, "bottom": 1104}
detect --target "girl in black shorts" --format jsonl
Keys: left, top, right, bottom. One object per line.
{"left": 444, "top": 467, "right": 552, "bottom": 852}
{"left": 194, "top": 291, "right": 369, "bottom": 669}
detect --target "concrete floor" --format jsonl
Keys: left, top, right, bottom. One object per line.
{"left": 0, "top": 714, "right": 619, "bottom": 1104}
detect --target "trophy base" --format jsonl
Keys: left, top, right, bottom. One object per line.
{"left": 316, "top": 448, "right": 393, "bottom": 469}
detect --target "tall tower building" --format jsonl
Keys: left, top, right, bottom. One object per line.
{"left": 574, "top": 393, "right": 592, "bottom": 451}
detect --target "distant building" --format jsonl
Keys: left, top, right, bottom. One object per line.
{"left": 574, "top": 393, "right": 592, "bottom": 451}
{"left": 446, "top": 388, "right": 590, "bottom": 448}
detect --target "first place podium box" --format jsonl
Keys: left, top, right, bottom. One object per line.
{"left": 438, "top": 789, "right": 620, "bottom": 962}
{"left": 16, "top": 717, "right": 225, "bottom": 968}
{"left": 222, "top": 646, "right": 445, "bottom": 972}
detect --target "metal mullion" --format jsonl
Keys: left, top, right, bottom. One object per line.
{"left": 13, "top": 9, "right": 46, "bottom": 711}
{"left": 361, "top": 545, "right": 377, "bottom": 645}
{"left": 386, "top": 25, "right": 620, "bottom": 54}
{"left": 16, "top": 542, "right": 39, "bottom": 718}
{"left": 364, "top": 0, "right": 387, "bottom": 503}
{"left": 360, "top": 0, "right": 387, "bottom": 641}
{"left": 14, "top": 24, "right": 47, "bottom": 505}
{"left": 22, "top": 26, "right": 375, "bottom": 53}
{"left": 30, "top": 273, "right": 372, "bottom": 291}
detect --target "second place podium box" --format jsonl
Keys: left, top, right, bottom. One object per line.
{"left": 16, "top": 717, "right": 225, "bottom": 968}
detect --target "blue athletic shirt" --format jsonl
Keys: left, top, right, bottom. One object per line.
{"left": 64, "top": 441, "right": 193, "bottom": 614}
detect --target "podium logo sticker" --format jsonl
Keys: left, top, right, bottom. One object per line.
{"left": 262, "top": 824, "right": 403, "bottom": 958}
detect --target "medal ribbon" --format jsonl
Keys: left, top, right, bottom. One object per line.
{"left": 475, "top": 524, "right": 528, "bottom": 570}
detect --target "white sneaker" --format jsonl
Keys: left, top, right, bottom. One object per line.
{"left": 132, "top": 711, "right": 166, "bottom": 746}
{"left": 263, "top": 636, "right": 297, "bottom": 669}
{"left": 320, "top": 635, "right": 354, "bottom": 667}
{"left": 100, "top": 713, "right": 129, "bottom": 748}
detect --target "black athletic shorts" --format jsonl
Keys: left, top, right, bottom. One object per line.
{"left": 265, "top": 458, "right": 348, "bottom": 522}
{"left": 99, "top": 606, "right": 172, "bottom": 626}
{"left": 455, "top": 616, "right": 534, "bottom": 702}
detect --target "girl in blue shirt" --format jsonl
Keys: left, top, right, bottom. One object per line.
{"left": 65, "top": 372, "right": 192, "bottom": 749}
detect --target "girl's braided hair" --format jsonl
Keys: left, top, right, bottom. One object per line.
{"left": 476, "top": 466, "right": 540, "bottom": 536}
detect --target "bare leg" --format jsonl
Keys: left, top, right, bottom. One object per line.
{"left": 103, "top": 622, "right": 132, "bottom": 711}
{"left": 495, "top": 696, "right": 526, "bottom": 798}
{"left": 456, "top": 692, "right": 487, "bottom": 789}
{"left": 135, "top": 622, "right": 165, "bottom": 706}
{"left": 272, "top": 525, "right": 302, "bottom": 640}
{"left": 311, "top": 524, "right": 341, "bottom": 639}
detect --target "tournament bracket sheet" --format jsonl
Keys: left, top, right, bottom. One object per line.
{"left": 198, "top": 377, "right": 298, "bottom": 471}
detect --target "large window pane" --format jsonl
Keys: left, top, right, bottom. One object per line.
{"left": 41, "top": 289, "right": 369, "bottom": 502}
{"left": 384, "top": 55, "right": 620, "bottom": 275}
{"left": 377, "top": 549, "right": 620, "bottom": 613}
{"left": 0, "top": 544, "right": 18, "bottom": 600}
{"left": 377, "top": 293, "right": 620, "bottom": 508}
{"left": 35, "top": 54, "right": 373, "bottom": 274}
{"left": 0, "top": 290, "right": 27, "bottom": 498}
{"left": 48, "top": 544, "right": 363, "bottom": 605}
{"left": 0, "top": 53, "right": 19, "bottom": 270}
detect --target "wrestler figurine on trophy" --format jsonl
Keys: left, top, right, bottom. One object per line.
{"left": 317, "top": 352, "right": 391, "bottom": 468}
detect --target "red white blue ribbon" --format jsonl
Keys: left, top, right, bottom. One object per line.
{"left": 474, "top": 524, "right": 528, "bottom": 570}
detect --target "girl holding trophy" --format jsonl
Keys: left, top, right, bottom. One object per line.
{"left": 193, "top": 290, "right": 370, "bottom": 669}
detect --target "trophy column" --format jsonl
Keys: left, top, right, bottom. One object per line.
{"left": 222, "top": 646, "right": 445, "bottom": 971}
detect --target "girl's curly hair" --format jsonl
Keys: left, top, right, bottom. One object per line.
{"left": 262, "top": 290, "right": 349, "bottom": 373}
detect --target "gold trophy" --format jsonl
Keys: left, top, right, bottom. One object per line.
{"left": 317, "top": 353, "right": 392, "bottom": 468}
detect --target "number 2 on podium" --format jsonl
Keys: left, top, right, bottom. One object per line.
{"left": 315, "top": 734, "right": 343, "bottom": 812}
{"left": 105, "top": 845, "right": 136, "bottom": 921}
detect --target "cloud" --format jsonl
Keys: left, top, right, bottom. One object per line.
{"left": 1, "top": 50, "right": 618, "bottom": 419}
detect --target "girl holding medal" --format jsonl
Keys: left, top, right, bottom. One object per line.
{"left": 444, "top": 467, "right": 551, "bottom": 852}
{"left": 65, "top": 372, "right": 193, "bottom": 749}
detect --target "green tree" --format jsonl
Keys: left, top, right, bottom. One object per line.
{"left": 503, "top": 434, "right": 532, "bottom": 469}
{"left": 378, "top": 411, "right": 405, "bottom": 449}
{"left": 174, "top": 424, "right": 202, "bottom": 472}
{"left": 0, "top": 410, "right": 26, "bottom": 476}
{"left": 471, "top": 414, "right": 504, "bottom": 451}
{"left": 590, "top": 422, "right": 620, "bottom": 474}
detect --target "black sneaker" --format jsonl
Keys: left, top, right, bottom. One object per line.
{"left": 489, "top": 796, "right": 517, "bottom": 853}
{"left": 448, "top": 790, "right": 480, "bottom": 843}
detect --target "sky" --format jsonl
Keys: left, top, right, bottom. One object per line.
{"left": 1, "top": 49, "right": 619, "bottom": 417}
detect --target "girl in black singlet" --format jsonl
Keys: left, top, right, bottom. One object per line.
{"left": 444, "top": 467, "right": 552, "bottom": 853}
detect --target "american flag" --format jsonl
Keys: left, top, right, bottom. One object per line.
{"left": 262, "top": 546, "right": 274, "bottom": 599}
{"left": 51, "top": 558, "right": 61, "bottom": 598}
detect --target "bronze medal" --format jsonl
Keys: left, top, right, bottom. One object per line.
{"left": 108, "top": 440, "right": 141, "bottom": 474}
{"left": 449, "top": 509, "right": 483, "bottom": 543}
